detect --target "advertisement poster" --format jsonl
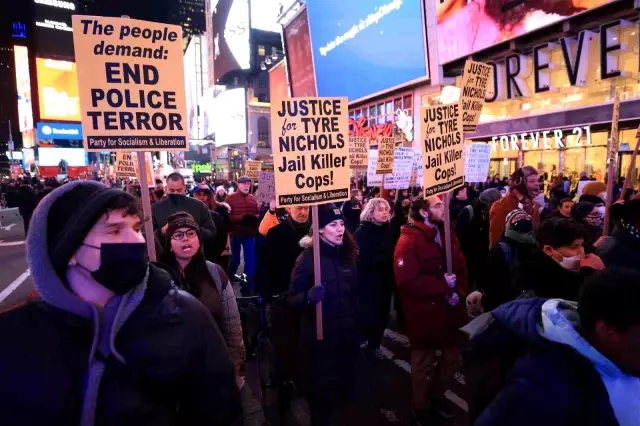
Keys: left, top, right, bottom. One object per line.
{"left": 212, "top": 0, "right": 250, "bottom": 82}
{"left": 271, "top": 96, "right": 350, "bottom": 207}
{"left": 464, "top": 143, "right": 492, "bottom": 183}
{"left": 284, "top": 9, "right": 317, "bottom": 97}
{"left": 376, "top": 137, "right": 395, "bottom": 174}
{"left": 116, "top": 151, "right": 137, "bottom": 178}
{"left": 14, "top": 46, "right": 34, "bottom": 132}
{"left": 36, "top": 58, "right": 81, "bottom": 122}
{"left": 306, "top": 0, "right": 427, "bottom": 100}
{"left": 245, "top": 160, "right": 262, "bottom": 180}
{"left": 436, "top": 0, "right": 615, "bottom": 64}
{"left": 269, "top": 60, "right": 289, "bottom": 101}
{"left": 460, "top": 60, "right": 492, "bottom": 132}
{"left": 412, "top": 150, "right": 423, "bottom": 187}
{"left": 71, "top": 16, "right": 188, "bottom": 152}
{"left": 384, "top": 147, "right": 414, "bottom": 190}
{"left": 421, "top": 103, "right": 464, "bottom": 196}
{"left": 367, "top": 149, "right": 383, "bottom": 187}
{"left": 349, "top": 136, "right": 368, "bottom": 169}
{"left": 257, "top": 171, "right": 275, "bottom": 204}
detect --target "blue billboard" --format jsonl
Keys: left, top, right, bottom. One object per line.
{"left": 37, "top": 122, "right": 83, "bottom": 140}
{"left": 305, "top": 0, "right": 428, "bottom": 101}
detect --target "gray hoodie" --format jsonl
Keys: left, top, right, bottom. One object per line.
{"left": 27, "top": 180, "right": 148, "bottom": 426}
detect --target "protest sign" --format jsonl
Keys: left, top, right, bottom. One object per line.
{"left": 460, "top": 60, "right": 492, "bottom": 132}
{"left": 256, "top": 171, "right": 275, "bottom": 204}
{"left": 245, "top": 160, "right": 262, "bottom": 180}
{"left": 384, "top": 147, "right": 414, "bottom": 190}
{"left": 421, "top": 103, "right": 465, "bottom": 197}
{"left": 376, "top": 137, "right": 395, "bottom": 174}
{"left": 72, "top": 16, "right": 187, "bottom": 152}
{"left": 270, "top": 96, "right": 350, "bottom": 207}
{"left": 367, "top": 150, "right": 383, "bottom": 187}
{"left": 116, "top": 152, "right": 137, "bottom": 178}
{"left": 349, "top": 136, "right": 368, "bottom": 169}
{"left": 410, "top": 150, "right": 423, "bottom": 187}
{"left": 464, "top": 143, "right": 492, "bottom": 183}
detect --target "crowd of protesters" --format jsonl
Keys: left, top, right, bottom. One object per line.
{"left": 1, "top": 164, "right": 640, "bottom": 426}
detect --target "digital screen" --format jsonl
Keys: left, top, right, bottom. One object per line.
{"left": 33, "top": 0, "right": 75, "bottom": 58}
{"left": 36, "top": 58, "right": 80, "bottom": 122}
{"left": 284, "top": 8, "right": 316, "bottom": 97}
{"left": 250, "top": 0, "right": 282, "bottom": 32}
{"left": 14, "top": 46, "right": 34, "bottom": 132}
{"left": 210, "top": 88, "right": 247, "bottom": 146}
{"left": 184, "top": 39, "right": 201, "bottom": 140}
{"left": 213, "top": 0, "right": 251, "bottom": 82}
{"left": 306, "top": 0, "right": 428, "bottom": 100}
{"left": 38, "top": 147, "right": 86, "bottom": 166}
{"left": 435, "top": 0, "right": 616, "bottom": 64}
{"left": 36, "top": 122, "right": 83, "bottom": 140}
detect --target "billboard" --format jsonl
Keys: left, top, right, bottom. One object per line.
{"left": 435, "top": 0, "right": 616, "bottom": 65}
{"left": 250, "top": 0, "right": 282, "bottom": 32}
{"left": 306, "top": 0, "right": 428, "bottom": 101}
{"left": 269, "top": 60, "right": 289, "bottom": 100}
{"left": 184, "top": 38, "right": 201, "bottom": 140}
{"left": 283, "top": 8, "right": 316, "bottom": 97}
{"left": 211, "top": 88, "right": 247, "bottom": 146}
{"left": 14, "top": 46, "right": 34, "bottom": 132}
{"left": 36, "top": 122, "right": 82, "bottom": 140}
{"left": 36, "top": 58, "right": 80, "bottom": 122}
{"left": 213, "top": 0, "right": 251, "bottom": 82}
{"left": 38, "top": 147, "right": 86, "bottom": 166}
{"left": 33, "top": 0, "right": 75, "bottom": 58}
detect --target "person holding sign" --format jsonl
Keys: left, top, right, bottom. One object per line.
{"left": 394, "top": 196, "right": 469, "bottom": 423}
{"left": 288, "top": 204, "right": 360, "bottom": 426}
{"left": 0, "top": 181, "right": 242, "bottom": 425}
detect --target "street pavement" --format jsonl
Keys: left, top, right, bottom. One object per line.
{"left": 0, "top": 209, "right": 33, "bottom": 311}
{"left": 0, "top": 209, "right": 468, "bottom": 425}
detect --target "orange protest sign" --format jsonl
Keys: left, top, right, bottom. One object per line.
{"left": 376, "top": 137, "right": 395, "bottom": 174}
{"left": 349, "top": 136, "right": 368, "bottom": 169}
{"left": 245, "top": 160, "right": 262, "bottom": 180}
{"left": 271, "top": 96, "right": 350, "bottom": 207}
{"left": 71, "top": 15, "right": 188, "bottom": 152}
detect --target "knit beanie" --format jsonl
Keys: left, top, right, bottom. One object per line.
{"left": 317, "top": 203, "right": 344, "bottom": 229}
{"left": 571, "top": 201, "right": 596, "bottom": 221}
{"left": 48, "top": 181, "right": 136, "bottom": 275}
{"left": 478, "top": 188, "right": 502, "bottom": 206}
{"left": 505, "top": 208, "right": 532, "bottom": 230}
{"left": 165, "top": 212, "right": 200, "bottom": 246}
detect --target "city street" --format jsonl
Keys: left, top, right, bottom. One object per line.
{"left": 0, "top": 209, "right": 33, "bottom": 311}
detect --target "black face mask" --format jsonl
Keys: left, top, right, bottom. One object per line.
{"left": 167, "top": 193, "right": 185, "bottom": 203}
{"left": 79, "top": 243, "right": 148, "bottom": 295}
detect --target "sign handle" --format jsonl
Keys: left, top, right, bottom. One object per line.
{"left": 137, "top": 151, "right": 156, "bottom": 261}
{"left": 443, "top": 191, "right": 454, "bottom": 275}
{"left": 618, "top": 125, "right": 640, "bottom": 202}
{"left": 311, "top": 205, "right": 324, "bottom": 340}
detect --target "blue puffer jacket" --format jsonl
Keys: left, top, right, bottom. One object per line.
{"left": 474, "top": 298, "right": 623, "bottom": 426}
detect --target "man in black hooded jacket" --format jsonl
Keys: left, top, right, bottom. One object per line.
{"left": 0, "top": 180, "right": 241, "bottom": 426}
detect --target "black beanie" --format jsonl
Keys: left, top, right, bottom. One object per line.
{"left": 48, "top": 182, "right": 136, "bottom": 275}
{"left": 571, "top": 201, "right": 595, "bottom": 221}
{"left": 165, "top": 212, "right": 200, "bottom": 246}
{"left": 317, "top": 203, "right": 344, "bottom": 229}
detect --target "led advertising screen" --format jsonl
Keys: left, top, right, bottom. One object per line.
{"left": 210, "top": 88, "right": 247, "bottom": 146}
{"left": 284, "top": 8, "right": 316, "bottom": 97}
{"left": 33, "top": 0, "right": 75, "bottom": 58}
{"left": 213, "top": 0, "right": 251, "bottom": 82}
{"left": 184, "top": 39, "right": 201, "bottom": 140}
{"left": 38, "top": 147, "right": 86, "bottom": 166}
{"left": 36, "top": 58, "right": 80, "bottom": 122}
{"left": 250, "top": 0, "right": 282, "bottom": 32}
{"left": 14, "top": 46, "right": 34, "bottom": 132}
{"left": 435, "top": 0, "right": 616, "bottom": 65}
{"left": 306, "top": 0, "right": 428, "bottom": 101}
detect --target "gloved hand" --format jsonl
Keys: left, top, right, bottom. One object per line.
{"left": 466, "top": 291, "right": 484, "bottom": 316}
{"left": 444, "top": 273, "right": 457, "bottom": 289}
{"left": 307, "top": 285, "right": 325, "bottom": 304}
{"left": 447, "top": 292, "right": 460, "bottom": 307}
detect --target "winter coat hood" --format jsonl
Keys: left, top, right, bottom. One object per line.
{"left": 539, "top": 299, "right": 640, "bottom": 426}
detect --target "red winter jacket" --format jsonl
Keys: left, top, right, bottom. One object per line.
{"left": 394, "top": 220, "right": 470, "bottom": 348}
{"left": 226, "top": 191, "right": 259, "bottom": 237}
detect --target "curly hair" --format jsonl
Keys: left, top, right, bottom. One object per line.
{"left": 360, "top": 198, "right": 391, "bottom": 222}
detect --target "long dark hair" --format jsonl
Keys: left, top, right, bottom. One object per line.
{"left": 160, "top": 238, "right": 218, "bottom": 298}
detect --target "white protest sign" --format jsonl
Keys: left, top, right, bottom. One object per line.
{"left": 384, "top": 147, "right": 414, "bottom": 190}
{"left": 464, "top": 143, "right": 492, "bottom": 183}
{"left": 256, "top": 171, "right": 275, "bottom": 204}
{"left": 367, "top": 149, "right": 383, "bottom": 187}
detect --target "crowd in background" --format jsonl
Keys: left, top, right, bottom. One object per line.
{"left": 1, "top": 165, "right": 640, "bottom": 426}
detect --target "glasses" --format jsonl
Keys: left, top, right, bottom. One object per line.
{"left": 171, "top": 229, "right": 198, "bottom": 241}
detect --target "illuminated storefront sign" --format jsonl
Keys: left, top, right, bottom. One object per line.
{"left": 35, "top": 58, "right": 80, "bottom": 122}
{"left": 491, "top": 126, "right": 592, "bottom": 152}
{"left": 36, "top": 122, "right": 83, "bottom": 140}
{"left": 14, "top": 46, "right": 34, "bottom": 132}
{"left": 482, "top": 20, "right": 630, "bottom": 102}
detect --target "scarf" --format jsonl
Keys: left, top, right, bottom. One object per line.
{"left": 504, "top": 229, "right": 536, "bottom": 245}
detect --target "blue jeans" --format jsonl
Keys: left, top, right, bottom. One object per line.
{"left": 229, "top": 235, "right": 256, "bottom": 290}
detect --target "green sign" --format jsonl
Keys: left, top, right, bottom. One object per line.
{"left": 192, "top": 162, "right": 213, "bottom": 174}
